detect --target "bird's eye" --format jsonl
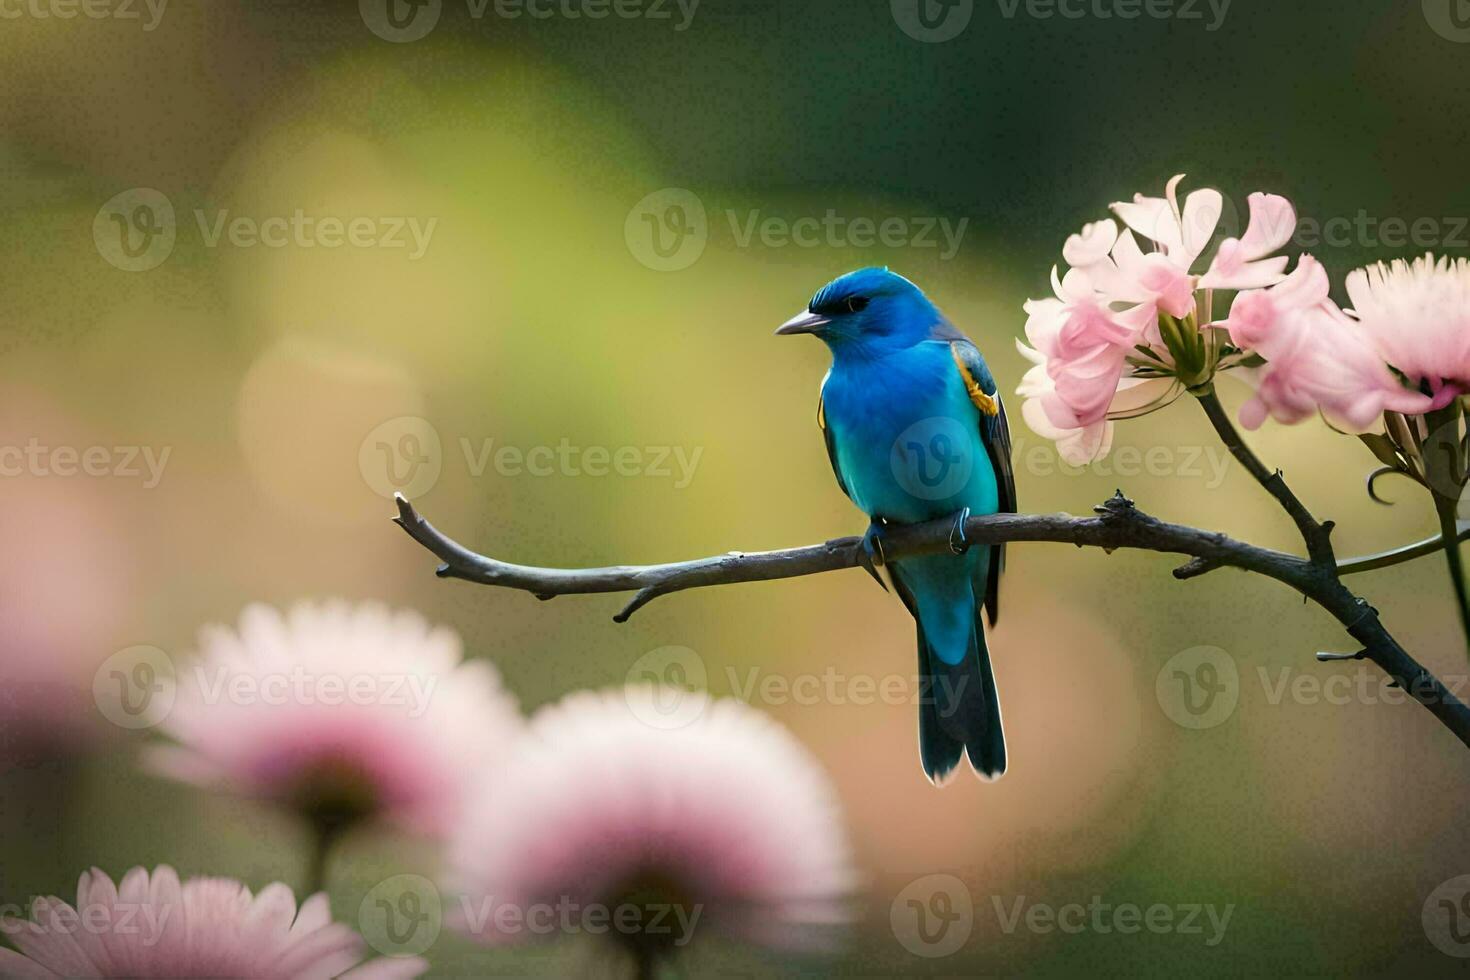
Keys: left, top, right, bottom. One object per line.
{"left": 845, "top": 296, "right": 869, "bottom": 314}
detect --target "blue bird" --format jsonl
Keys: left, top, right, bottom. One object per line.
{"left": 777, "top": 268, "right": 1016, "bottom": 782}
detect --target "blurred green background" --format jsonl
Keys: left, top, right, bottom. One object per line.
{"left": 2, "top": 0, "right": 1469, "bottom": 975}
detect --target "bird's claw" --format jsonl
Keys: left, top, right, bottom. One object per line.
{"left": 948, "top": 507, "right": 972, "bottom": 555}
{"left": 858, "top": 520, "right": 889, "bottom": 592}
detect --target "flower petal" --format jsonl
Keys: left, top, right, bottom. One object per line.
{"left": 1063, "top": 219, "right": 1119, "bottom": 269}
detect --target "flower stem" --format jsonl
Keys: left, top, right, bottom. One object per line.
{"left": 1433, "top": 493, "right": 1470, "bottom": 654}
{"left": 305, "top": 818, "right": 346, "bottom": 899}
{"left": 1193, "top": 386, "right": 1335, "bottom": 566}
{"left": 1194, "top": 386, "right": 1275, "bottom": 484}
{"left": 630, "top": 946, "right": 661, "bottom": 980}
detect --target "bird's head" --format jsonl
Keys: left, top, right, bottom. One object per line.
{"left": 775, "top": 267, "right": 940, "bottom": 354}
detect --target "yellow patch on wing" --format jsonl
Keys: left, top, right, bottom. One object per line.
{"left": 950, "top": 342, "right": 1000, "bottom": 417}
{"left": 817, "top": 395, "right": 826, "bottom": 430}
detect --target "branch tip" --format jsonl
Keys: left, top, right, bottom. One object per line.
{"left": 1316, "top": 650, "right": 1368, "bottom": 663}
{"left": 614, "top": 587, "right": 664, "bottom": 623}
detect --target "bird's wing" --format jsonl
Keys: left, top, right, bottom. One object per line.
{"left": 947, "top": 338, "right": 1016, "bottom": 627}
{"left": 816, "top": 382, "right": 851, "bottom": 499}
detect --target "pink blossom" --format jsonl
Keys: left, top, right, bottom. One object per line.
{"left": 447, "top": 687, "right": 856, "bottom": 958}
{"left": 146, "top": 601, "right": 521, "bottom": 837}
{"left": 0, "top": 865, "right": 425, "bottom": 978}
{"left": 1016, "top": 344, "right": 1175, "bottom": 465}
{"left": 1225, "top": 257, "right": 1434, "bottom": 430}
{"left": 1018, "top": 175, "right": 1297, "bottom": 462}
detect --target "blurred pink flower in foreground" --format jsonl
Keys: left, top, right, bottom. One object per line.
{"left": 447, "top": 687, "right": 855, "bottom": 973}
{"left": 147, "top": 601, "right": 520, "bottom": 837}
{"left": 1223, "top": 256, "right": 1435, "bottom": 430}
{"left": 0, "top": 865, "right": 424, "bottom": 978}
{"left": 1018, "top": 175, "right": 1298, "bottom": 462}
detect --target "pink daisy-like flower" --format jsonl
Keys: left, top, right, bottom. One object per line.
{"left": 0, "top": 865, "right": 425, "bottom": 978}
{"left": 1345, "top": 254, "right": 1470, "bottom": 402}
{"left": 147, "top": 601, "right": 521, "bottom": 838}
{"left": 446, "top": 687, "right": 855, "bottom": 975}
{"left": 1017, "top": 175, "right": 1299, "bottom": 462}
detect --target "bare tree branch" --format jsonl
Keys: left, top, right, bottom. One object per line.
{"left": 392, "top": 491, "right": 1470, "bottom": 750}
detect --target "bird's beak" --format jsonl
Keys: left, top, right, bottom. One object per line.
{"left": 775, "top": 310, "right": 831, "bottom": 336}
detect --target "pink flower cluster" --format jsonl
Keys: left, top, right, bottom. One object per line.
{"left": 1019, "top": 177, "right": 1465, "bottom": 459}
{"left": 1019, "top": 175, "right": 1298, "bottom": 462}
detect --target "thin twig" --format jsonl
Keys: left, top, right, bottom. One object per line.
{"left": 1337, "top": 520, "right": 1470, "bottom": 576}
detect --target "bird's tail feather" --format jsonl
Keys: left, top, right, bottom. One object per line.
{"left": 894, "top": 560, "right": 1006, "bottom": 783}
{"left": 915, "top": 619, "right": 1006, "bottom": 782}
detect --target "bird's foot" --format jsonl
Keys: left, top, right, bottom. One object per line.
{"left": 947, "top": 507, "right": 972, "bottom": 555}
{"left": 858, "top": 519, "right": 889, "bottom": 592}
